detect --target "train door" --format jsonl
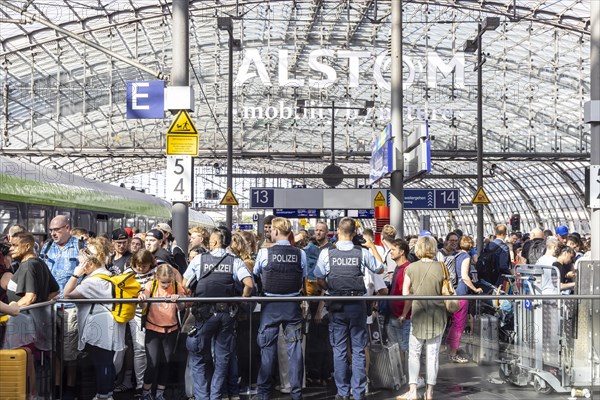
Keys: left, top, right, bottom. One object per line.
{"left": 137, "top": 217, "right": 147, "bottom": 233}
{"left": 110, "top": 215, "right": 124, "bottom": 232}
{"left": 77, "top": 211, "right": 93, "bottom": 233}
{"left": 96, "top": 214, "right": 108, "bottom": 236}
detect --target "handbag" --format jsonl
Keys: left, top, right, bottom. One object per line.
{"left": 441, "top": 262, "right": 460, "bottom": 314}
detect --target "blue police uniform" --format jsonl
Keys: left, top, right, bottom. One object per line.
{"left": 253, "top": 240, "right": 307, "bottom": 400}
{"left": 183, "top": 248, "right": 251, "bottom": 400}
{"left": 314, "top": 241, "right": 383, "bottom": 400}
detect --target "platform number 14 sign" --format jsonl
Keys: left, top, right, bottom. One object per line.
{"left": 167, "top": 155, "right": 193, "bottom": 202}
{"left": 591, "top": 165, "right": 600, "bottom": 209}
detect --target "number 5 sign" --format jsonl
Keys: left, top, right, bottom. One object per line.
{"left": 167, "top": 155, "right": 193, "bottom": 202}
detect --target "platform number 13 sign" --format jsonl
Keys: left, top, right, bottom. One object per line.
{"left": 167, "top": 156, "right": 193, "bottom": 202}
{"left": 591, "top": 165, "right": 600, "bottom": 209}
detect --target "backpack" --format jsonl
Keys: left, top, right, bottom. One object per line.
{"left": 444, "top": 255, "right": 458, "bottom": 287}
{"left": 475, "top": 243, "right": 499, "bottom": 285}
{"left": 527, "top": 240, "right": 545, "bottom": 264}
{"left": 93, "top": 272, "right": 141, "bottom": 323}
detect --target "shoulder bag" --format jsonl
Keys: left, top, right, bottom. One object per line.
{"left": 441, "top": 262, "right": 460, "bottom": 314}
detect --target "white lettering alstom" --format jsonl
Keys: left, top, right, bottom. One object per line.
{"left": 271, "top": 254, "right": 298, "bottom": 263}
{"left": 234, "top": 48, "right": 465, "bottom": 90}
{"left": 331, "top": 257, "right": 360, "bottom": 266}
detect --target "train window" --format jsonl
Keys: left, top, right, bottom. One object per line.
{"left": 148, "top": 218, "right": 157, "bottom": 229}
{"left": 111, "top": 216, "right": 124, "bottom": 231}
{"left": 137, "top": 217, "right": 147, "bottom": 232}
{"left": 96, "top": 214, "right": 108, "bottom": 236}
{"left": 78, "top": 212, "right": 92, "bottom": 231}
{"left": 125, "top": 217, "right": 135, "bottom": 228}
{"left": 0, "top": 205, "right": 18, "bottom": 236}
{"left": 27, "top": 206, "right": 47, "bottom": 234}
{"left": 55, "top": 209, "right": 71, "bottom": 219}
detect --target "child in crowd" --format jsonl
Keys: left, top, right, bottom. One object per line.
{"left": 138, "top": 264, "right": 185, "bottom": 400}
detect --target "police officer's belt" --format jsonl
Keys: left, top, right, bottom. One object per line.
{"left": 192, "top": 303, "right": 234, "bottom": 319}
{"left": 330, "top": 290, "right": 364, "bottom": 296}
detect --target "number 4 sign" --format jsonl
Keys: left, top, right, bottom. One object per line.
{"left": 167, "top": 155, "right": 193, "bottom": 202}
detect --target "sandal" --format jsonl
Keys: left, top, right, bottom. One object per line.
{"left": 396, "top": 392, "right": 420, "bottom": 400}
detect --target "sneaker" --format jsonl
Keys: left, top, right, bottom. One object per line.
{"left": 335, "top": 396, "right": 350, "bottom": 400}
{"left": 450, "top": 354, "right": 469, "bottom": 363}
{"left": 416, "top": 376, "right": 426, "bottom": 389}
{"left": 275, "top": 385, "right": 291, "bottom": 394}
{"left": 134, "top": 388, "right": 144, "bottom": 398}
{"left": 114, "top": 383, "right": 134, "bottom": 393}
{"left": 141, "top": 392, "right": 154, "bottom": 400}
{"left": 154, "top": 393, "right": 166, "bottom": 400}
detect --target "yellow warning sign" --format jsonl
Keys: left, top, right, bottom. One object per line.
{"left": 374, "top": 191, "right": 386, "bottom": 207}
{"left": 166, "top": 134, "right": 198, "bottom": 156}
{"left": 167, "top": 110, "right": 198, "bottom": 134}
{"left": 471, "top": 186, "right": 491, "bottom": 204}
{"left": 300, "top": 218, "right": 307, "bottom": 226}
{"left": 220, "top": 188, "right": 239, "bottom": 206}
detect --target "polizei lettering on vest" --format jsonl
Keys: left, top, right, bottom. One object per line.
{"left": 331, "top": 257, "right": 360, "bottom": 266}
{"left": 270, "top": 254, "right": 298, "bottom": 263}
{"left": 203, "top": 264, "right": 232, "bottom": 273}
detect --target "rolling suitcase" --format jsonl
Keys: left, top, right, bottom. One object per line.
{"left": 472, "top": 314, "right": 499, "bottom": 365}
{"left": 368, "top": 320, "right": 405, "bottom": 391}
{"left": 0, "top": 347, "right": 35, "bottom": 399}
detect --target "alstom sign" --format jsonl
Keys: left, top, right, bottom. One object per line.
{"left": 234, "top": 49, "right": 465, "bottom": 90}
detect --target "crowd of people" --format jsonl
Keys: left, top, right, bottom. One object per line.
{"left": 0, "top": 216, "right": 592, "bottom": 400}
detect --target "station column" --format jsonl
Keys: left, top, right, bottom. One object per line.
{"left": 171, "top": 0, "right": 190, "bottom": 256}
{"left": 589, "top": 0, "right": 599, "bottom": 259}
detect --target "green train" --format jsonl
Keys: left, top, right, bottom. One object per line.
{"left": 0, "top": 156, "right": 214, "bottom": 243}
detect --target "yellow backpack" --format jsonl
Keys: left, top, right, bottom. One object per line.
{"left": 94, "top": 272, "right": 141, "bottom": 323}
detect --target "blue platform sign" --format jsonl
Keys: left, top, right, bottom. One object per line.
{"left": 395, "top": 188, "right": 460, "bottom": 210}
{"left": 369, "top": 124, "right": 393, "bottom": 184}
{"left": 126, "top": 81, "right": 164, "bottom": 119}
{"left": 357, "top": 209, "right": 375, "bottom": 218}
{"left": 235, "top": 223, "right": 255, "bottom": 231}
{"left": 250, "top": 188, "right": 275, "bottom": 208}
{"left": 274, "top": 209, "right": 319, "bottom": 218}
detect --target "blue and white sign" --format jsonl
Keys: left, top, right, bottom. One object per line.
{"left": 234, "top": 223, "right": 255, "bottom": 231}
{"left": 274, "top": 209, "right": 319, "bottom": 218}
{"left": 250, "top": 188, "right": 275, "bottom": 208}
{"left": 126, "top": 81, "right": 165, "bottom": 119}
{"left": 391, "top": 188, "right": 459, "bottom": 210}
{"left": 369, "top": 124, "right": 393, "bottom": 184}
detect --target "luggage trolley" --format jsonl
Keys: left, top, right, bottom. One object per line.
{"left": 499, "top": 262, "right": 600, "bottom": 394}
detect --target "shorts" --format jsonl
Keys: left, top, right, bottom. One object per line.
{"left": 57, "top": 307, "right": 79, "bottom": 362}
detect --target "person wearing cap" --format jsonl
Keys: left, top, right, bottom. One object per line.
{"left": 110, "top": 228, "right": 133, "bottom": 274}
{"left": 314, "top": 217, "right": 383, "bottom": 400}
{"left": 154, "top": 223, "right": 187, "bottom": 274}
{"left": 555, "top": 225, "right": 569, "bottom": 244}
{"left": 183, "top": 227, "right": 253, "bottom": 400}
{"left": 145, "top": 229, "right": 177, "bottom": 267}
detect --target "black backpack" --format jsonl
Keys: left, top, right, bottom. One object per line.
{"left": 527, "top": 240, "right": 545, "bottom": 265}
{"left": 475, "top": 243, "right": 499, "bottom": 284}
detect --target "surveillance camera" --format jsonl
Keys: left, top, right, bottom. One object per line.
{"left": 213, "top": 162, "right": 220, "bottom": 169}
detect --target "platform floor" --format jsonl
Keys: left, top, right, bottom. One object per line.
{"left": 113, "top": 358, "right": 578, "bottom": 400}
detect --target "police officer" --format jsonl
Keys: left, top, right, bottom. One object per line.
{"left": 183, "top": 227, "right": 253, "bottom": 400}
{"left": 253, "top": 217, "right": 307, "bottom": 400}
{"left": 314, "top": 217, "right": 383, "bottom": 400}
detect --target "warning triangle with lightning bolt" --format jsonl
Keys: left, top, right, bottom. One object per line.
{"left": 167, "top": 110, "right": 198, "bottom": 134}
{"left": 471, "top": 186, "right": 491, "bottom": 204}
{"left": 220, "top": 188, "right": 239, "bottom": 206}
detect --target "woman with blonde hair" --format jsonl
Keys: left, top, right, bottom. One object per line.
{"left": 231, "top": 232, "right": 254, "bottom": 271}
{"left": 64, "top": 237, "right": 126, "bottom": 400}
{"left": 398, "top": 235, "right": 447, "bottom": 400}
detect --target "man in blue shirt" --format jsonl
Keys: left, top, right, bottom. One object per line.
{"left": 314, "top": 217, "right": 383, "bottom": 400}
{"left": 183, "top": 226, "right": 253, "bottom": 400}
{"left": 253, "top": 217, "right": 307, "bottom": 400}
{"left": 40, "top": 215, "right": 82, "bottom": 398}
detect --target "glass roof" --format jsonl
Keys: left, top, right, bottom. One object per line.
{"left": 0, "top": 0, "right": 593, "bottom": 234}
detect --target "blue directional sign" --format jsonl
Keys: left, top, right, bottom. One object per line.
{"left": 250, "top": 188, "right": 274, "bottom": 208}
{"left": 357, "top": 209, "right": 375, "bottom": 218}
{"left": 392, "top": 188, "right": 460, "bottom": 210}
{"left": 126, "top": 81, "right": 164, "bottom": 119}
{"left": 274, "top": 209, "right": 319, "bottom": 218}
{"left": 235, "top": 223, "right": 255, "bottom": 231}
